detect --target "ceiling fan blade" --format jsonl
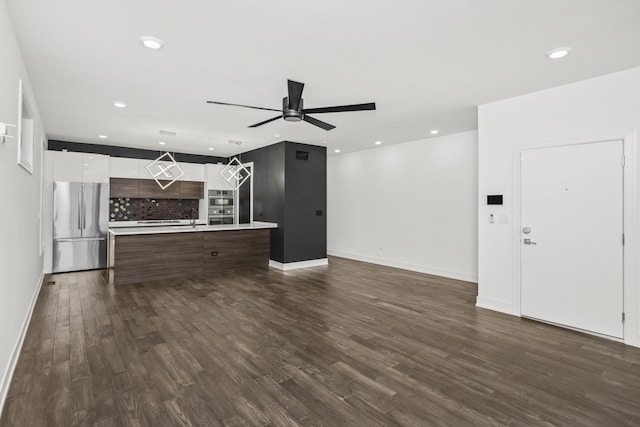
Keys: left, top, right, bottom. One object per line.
{"left": 249, "top": 115, "right": 282, "bottom": 128}
{"left": 287, "top": 80, "right": 305, "bottom": 110}
{"left": 207, "top": 101, "right": 281, "bottom": 112}
{"left": 303, "top": 115, "right": 335, "bottom": 131}
{"left": 303, "top": 102, "right": 376, "bottom": 114}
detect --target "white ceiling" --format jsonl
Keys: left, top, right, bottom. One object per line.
{"left": 6, "top": 0, "right": 640, "bottom": 157}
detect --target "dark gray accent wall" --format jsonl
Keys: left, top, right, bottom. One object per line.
{"left": 240, "top": 143, "right": 286, "bottom": 261}
{"left": 284, "top": 142, "right": 327, "bottom": 263}
{"left": 240, "top": 141, "right": 325, "bottom": 263}
{"left": 48, "top": 140, "right": 227, "bottom": 164}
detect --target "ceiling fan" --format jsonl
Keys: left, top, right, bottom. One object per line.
{"left": 207, "top": 79, "right": 376, "bottom": 131}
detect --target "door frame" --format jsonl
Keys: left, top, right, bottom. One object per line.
{"left": 511, "top": 131, "right": 638, "bottom": 346}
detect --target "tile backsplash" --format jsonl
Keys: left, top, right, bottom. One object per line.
{"left": 110, "top": 198, "right": 199, "bottom": 221}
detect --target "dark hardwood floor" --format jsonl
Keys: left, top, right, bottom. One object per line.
{"left": 2, "top": 257, "right": 640, "bottom": 426}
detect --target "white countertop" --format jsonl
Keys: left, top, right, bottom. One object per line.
{"left": 109, "top": 219, "right": 207, "bottom": 228}
{"left": 109, "top": 221, "right": 277, "bottom": 236}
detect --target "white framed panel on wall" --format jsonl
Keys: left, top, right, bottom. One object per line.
{"left": 39, "top": 138, "right": 46, "bottom": 255}
{"left": 17, "top": 80, "right": 35, "bottom": 174}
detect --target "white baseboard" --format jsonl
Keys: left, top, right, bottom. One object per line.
{"left": 632, "top": 332, "right": 640, "bottom": 349}
{"left": 0, "top": 271, "right": 45, "bottom": 417}
{"left": 475, "top": 296, "right": 515, "bottom": 315}
{"left": 269, "top": 258, "right": 329, "bottom": 271}
{"left": 523, "top": 315, "right": 624, "bottom": 343}
{"left": 327, "top": 250, "right": 478, "bottom": 283}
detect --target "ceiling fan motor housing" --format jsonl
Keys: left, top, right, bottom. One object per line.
{"left": 207, "top": 79, "right": 375, "bottom": 130}
{"left": 283, "top": 97, "right": 304, "bottom": 122}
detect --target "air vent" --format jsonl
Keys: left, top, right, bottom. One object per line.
{"left": 159, "top": 130, "right": 176, "bottom": 137}
{"left": 296, "top": 151, "right": 309, "bottom": 161}
{"left": 228, "top": 140, "right": 243, "bottom": 145}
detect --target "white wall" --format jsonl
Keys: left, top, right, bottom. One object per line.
{"left": 0, "top": 0, "right": 46, "bottom": 412}
{"left": 478, "top": 66, "right": 640, "bottom": 347}
{"left": 327, "top": 131, "right": 478, "bottom": 282}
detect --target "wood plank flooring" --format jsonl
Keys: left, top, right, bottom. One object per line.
{"left": 2, "top": 256, "right": 640, "bottom": 426}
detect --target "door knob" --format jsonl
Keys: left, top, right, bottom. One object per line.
{"left": 524, "top": 238, "right": 537, "bottom": 245}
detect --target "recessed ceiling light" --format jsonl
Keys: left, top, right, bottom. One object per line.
{"left": 547, "top": 47, "right": 571, "bottom": 59}
{"left": 374, "top": 141, "right": 382, "bottom": 145}
{"left": 274, "top": 134, "right": 281, "bottom": 138}
{"left": 98, "top": 135, "right": 107, "bottom": 139}
{"left": 87, "top": 156, "right": 94, "bottom": 159}
{"left": 159, "top": 141, "right": 166, "bottom": 145}
{"left": 322, "top": 141, "right": 327, "bottom": 144}
{"left": 334, "top": 149, "right": 341, "bottom": 153}
{"left": 113, "top": 101, "right": 127, "bottom": 108}
{"left": 140, "top": 36, "right": 164, "bottom": 50}
{"left": 430, "top": 129, "right": 439, "bottom": 135}
{"left": 208, "top": 147, "right": 215, "bottom": 151}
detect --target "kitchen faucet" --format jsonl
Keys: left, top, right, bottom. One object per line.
{"left": 190, "top": 207, "right": 197, "bottom": 228}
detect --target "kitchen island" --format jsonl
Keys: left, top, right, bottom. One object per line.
{"left": 108, "top": 222, "right": 277, "bottom": 285}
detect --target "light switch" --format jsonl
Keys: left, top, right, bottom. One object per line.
{"left": 498, "top": 214, "right": 509, "bottom": 224}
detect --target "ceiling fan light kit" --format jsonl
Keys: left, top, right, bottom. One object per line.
{"left": 207, "top": 79, "right": 376, "bottom": 131}
{"left": 283, "top": 96, "right": 303, "bottom": 122}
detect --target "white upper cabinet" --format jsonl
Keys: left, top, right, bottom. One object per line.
{"left": 53, "top": 152, "right": 207, "bottom": 183}
{"left": 52, "top": 151, "right": 82, "bottom": 181}
{"left": 178, "top": 162, "right": 205, "bottom": 181}
{"left": 206, "top": 163, "right": 232, "bottom": 190}
{"left": 53, "top": 151, "right": 109, "bottom": 183}
{"left": 81, "top": 153, "right": 109, "bottom": 183}
{"left": 110, "top": 157, "right": 140, "bottom": 179}
{"left": 131, "top": 158, "right": 204, "bottom": 181}
{"left": 137, "top": 159, "right": 151, "bottom": 180}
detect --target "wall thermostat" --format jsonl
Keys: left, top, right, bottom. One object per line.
{"left": 487, "top": 195, "right": 503, "bottom": 205}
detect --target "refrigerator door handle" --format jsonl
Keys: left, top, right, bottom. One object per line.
{"left": 81, "top": 185, "right": 86, "bottom": 230}
{"left": 77, "top": 190, "right": 82, "bottom": 230}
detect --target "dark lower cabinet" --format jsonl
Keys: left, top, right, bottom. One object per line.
{"left": 203, "top": 230, "right": 270, "bottom": 275}
{"left": 110, "top": 232, "right": 204, "bottom": 285}
{"left": 109, "top": 229, "right": 271, "bottom": 285}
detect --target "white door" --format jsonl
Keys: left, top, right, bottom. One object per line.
{"left": 521, "top": 140, "right": 624, "bottom": 338}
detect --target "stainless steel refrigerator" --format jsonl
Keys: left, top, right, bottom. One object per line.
{"left": 53, "top": 182, "right": 109, "bottom": 272}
